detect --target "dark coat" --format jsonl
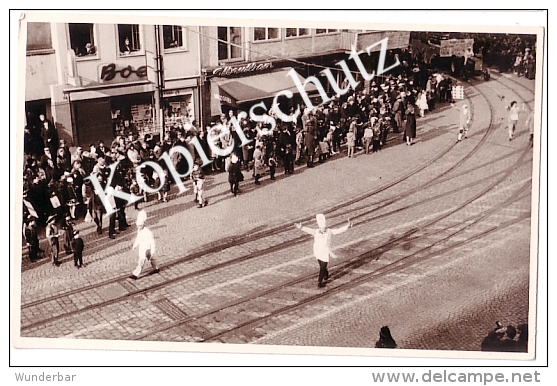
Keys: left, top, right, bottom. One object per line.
{"left": 405, "top": 110, "right": 417, "bottom": 139}
{"left": 72, "top": 237, "right": 84, "bottom": 254}
{"left": 228, "top": 160, "right": 244, "bottom": 183}
{"left": 304, "top": 126, "right": 317, "bottom": 152}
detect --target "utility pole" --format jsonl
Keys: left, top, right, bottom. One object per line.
{"left": 154, "top": 25, "right": 165, "bottom": 140}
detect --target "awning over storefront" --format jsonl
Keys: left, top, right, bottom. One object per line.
{"left": 64, "top": 82, "right": 154, "bottom": 101}
{"left": 210, "top": 67, "right": 318, "bottom": 116}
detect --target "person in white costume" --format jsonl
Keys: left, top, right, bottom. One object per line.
{"left": 450, "top": 102, "right": 471, "bottom": 142}
{"left": 129, "top": 210, "right": 159, "bottom": 280}
{"left": 295, "top": 214, "right": 352, "bottom": 288}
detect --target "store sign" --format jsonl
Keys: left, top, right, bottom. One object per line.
{"left": 439, "top": 39, "right": 474, "bottom": 58}
{"left": 213, "top": 93, "right": 233, "bottom": 104}
{"left": 100, "top": 63, "right": 148, "bottom": 83}
{"left": 163, "top": 89, "right": 191, "bottom": 97}
{"left": 212, "top": 62, "right": 273, "bottom": 77}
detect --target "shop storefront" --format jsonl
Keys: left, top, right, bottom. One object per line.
{"left": 66, "top": 76, "right": 198, "bottom": 146}
{"left": 68, "top": 82, "right": 155, "bottom": 146}
{"left": 206, "top": 65, "right": 318, "bottom": 123}
{"left": 161, "top": 78, "right": 198, "bottom": 133}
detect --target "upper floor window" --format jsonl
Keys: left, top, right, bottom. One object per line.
{"left": 254, "top": 27, "right": 279, "bottom": 41}
{"left": 316, "top": 29, "right": 338, "bottom": 34}
{"left": 118, "top": 24, "right": 141, "bottom": 55}
{"left": 69, "top": 23, "right": 96, "bottom": 57}
{"left": 285, "top": 28, "right": 309, "bottom": 38}
{"left": 218, "top": 26, "right": 242, "bottom": 61}
{"left": 163, "top": 25, "right": 185, "bottom": 50}
{"left": 26, "top": 22, "right": 52, "bottom": 52}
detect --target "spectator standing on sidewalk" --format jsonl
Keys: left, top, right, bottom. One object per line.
{"left": 227, "top": 152, "right": 244, "bottom": 196}
{"left": 71, "top": 230, "right": 84, "bottom": 269}
{"left": 91, "top": 174, "right": 106, "bottom": 235}
{"left": 129, "top": 210, "right": 159, "bottom": 280}
{"left": 24, "top": 217, "right": 41, "bottom": 262}
{"left": 60, "top": 214, "right": 74, "bottom": 254}
{"left": 45, "top": 214, "right": 60, "bottom": 266}
{"left": 253, "top": 144, "right": 265, "bottom": 184}
{"left": 267, "top": 151, "right": 277, "bottom": 180}
{"left": 346, "top": 125, "right": 356, "bottom": 158}
{"left": 405, "top": 104, "right": 417, "bottom": 146}
{"left": 363, "top": 121, "right": 373, "bottom": 155}
{"left": 304, "top": 121, "right": 317, "bottom": 168}
{"left": 190, "top": 163, "right": 208, "bottom": 208}
{"left": 295, "top": 214, "right": 352, "bottom": 288}
{"left": 295, "top": 127, "right": 304, "bottom": 165}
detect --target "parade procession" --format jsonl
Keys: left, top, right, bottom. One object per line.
{"left": 14, "top": 12, "right": 544, "bottom": 360}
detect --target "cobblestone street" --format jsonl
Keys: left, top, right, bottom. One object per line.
{"left": 15, "top": 69, "right": 538, "bottom": 362}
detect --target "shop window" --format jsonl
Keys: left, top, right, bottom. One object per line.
{"left": 218, "top": 26, "right": 243, "bottom": 61}
{"left": 26, "top": 22, "right": 52, "bottom": 53}
{"left": 163, "top": 93, "right": 195, "bottom": 132}
{"left": 69, "top": 23, "right": 96, "bottom": 57}
{"left": 254, "top": 27, "right": 279, "bottom": 41}
{"left": 163, "top": 25, "right": 185, "bottom": 50}
{"left": 285, "top": 28, "right": 309, "bottom": 38}
{"left": 118, "top": 24, "right": 141, "bottom": 55}
{"left": 315, "top": 29, "right": 338, "bottom": 34}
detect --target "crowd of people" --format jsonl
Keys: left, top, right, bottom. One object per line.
{"left": 22, "top": 61, "right": 461, "bottom": 252}
{"left": 476, "top": 35, "right": 537, "bottom": 79}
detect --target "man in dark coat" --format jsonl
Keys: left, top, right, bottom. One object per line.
{"left": 42, "top": 119, "right": 59, "bottom": 156}
{"left": 24, "top": 218, "right": 41, "bottom": 262}
{"left": 60, "top": 214, "right": 74, "bottom": 254}
{"left": 304, "top": 121, "right": 317, "bottom": 168}
{"left": 71, "top": 230, "right": 84, "bottom": 268}
{"left": 277, "top": 125, "right": 291, "bottom": 167}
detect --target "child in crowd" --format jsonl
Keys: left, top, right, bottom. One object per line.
{"left": 129, "top": 178, "right": 141, "bottom": 209}
{"left": 268, "top": 151, "right": 277, "bottom": 180}
{"left": 71, "top": 230, "right": 84, "bottom": 268}
{"left": 346, "top": 127, "right": 356, "bottom": 158}
{"left": 161, "top": 169, "right": 171, "bottom": 203}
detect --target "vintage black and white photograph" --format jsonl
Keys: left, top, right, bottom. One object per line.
{"left": 11, "top": 10, "right": 546, "bottom": 363}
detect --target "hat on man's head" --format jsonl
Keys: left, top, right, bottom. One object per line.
{"left": 73, "top": 230, "right": 79, "bottom": 237}
{"left": 47, "top": 214, "right": 57, "bottom": 224}
{"left": 136, "top": 210, "right": 147, "bottom": 226}
{"left": 316, "top": 214, "right": 326, "bottom": 229}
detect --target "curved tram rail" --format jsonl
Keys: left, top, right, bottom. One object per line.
{"left": 20, "top": 75, "right": 534, "bottom": 343}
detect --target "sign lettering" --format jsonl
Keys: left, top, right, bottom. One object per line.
{"left": 100, "top": 63, "right": 148, "bottom": 82}
{"left": 213, "top": 93, "right": 233, "bottom": 104}
{"left": 212, "top": 62, "right": 273, "bottom": 77}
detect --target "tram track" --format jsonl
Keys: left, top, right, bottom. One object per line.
{"left": 20, "top": 73, "right": 533, "bottom": 341}
{"left": 130, "top": 78, "right": 535, "bottom": 341}
{"left": 138, "top": 149, "right": 531, "bottom": 342}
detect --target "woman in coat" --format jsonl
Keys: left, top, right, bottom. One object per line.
{"left": 304, "top": 121, "right": 317, "bottom": 168}
{"left": 405, "top": 104, "right": 417, "bottom": 146}
{"left": 252, "top": 145, "right": 265, "bottom": 185}
{"left": 227, "top": 152, "right": 244, "bottom": 196}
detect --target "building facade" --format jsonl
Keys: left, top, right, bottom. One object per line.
{"left": 24, "top": 22, "right": 410, "bottom": 147}
{"left": 199, "top": 26, "right": 411, "bottom": 124}
{"left": 25, "top": 22, "right": 201, "bottom": 147}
